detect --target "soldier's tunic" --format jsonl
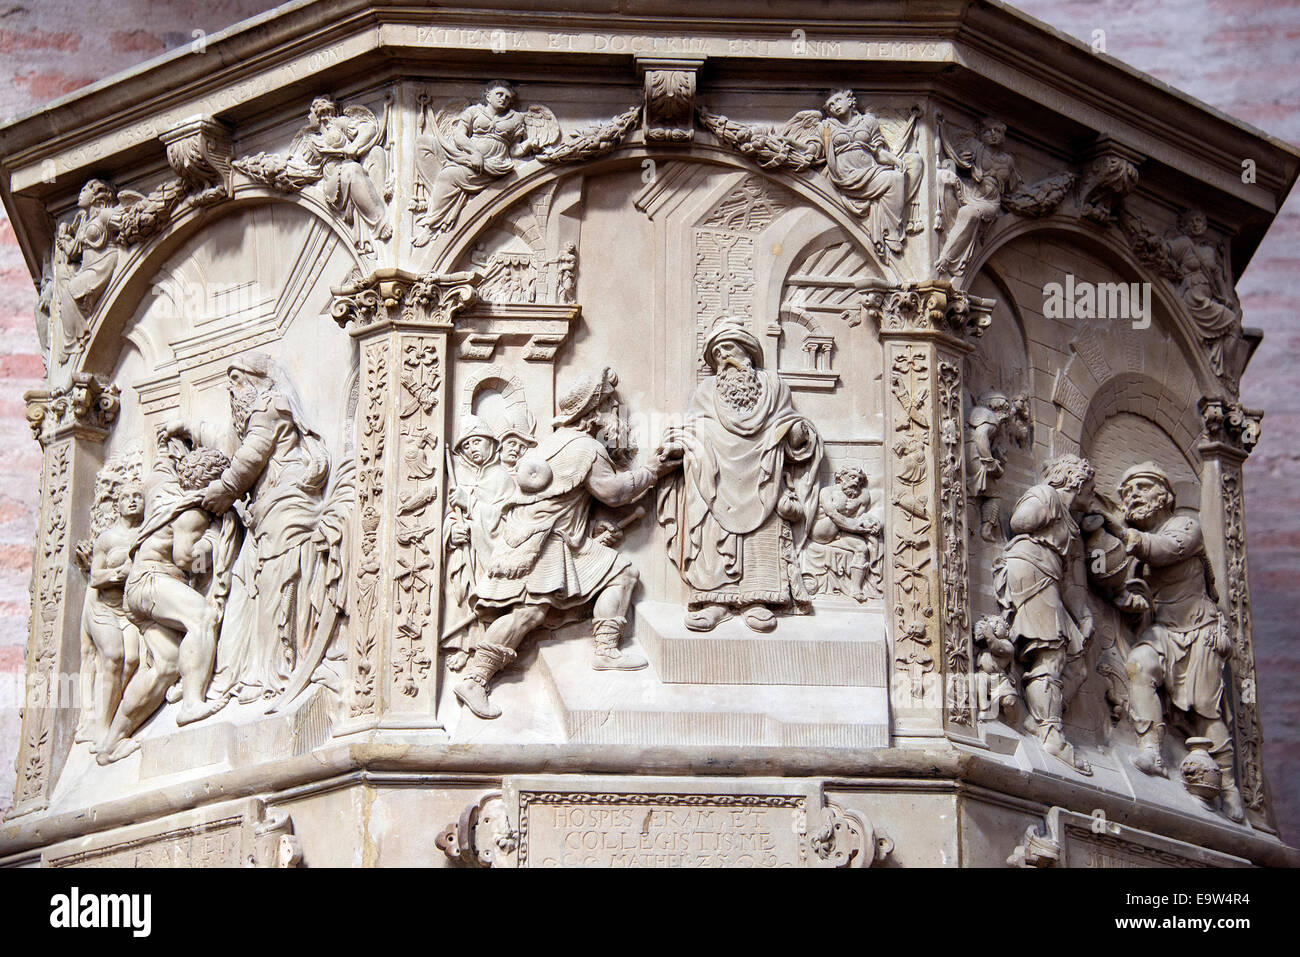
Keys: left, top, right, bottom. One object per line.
{"left": 1128, "top": 513, "right": 1227, "bottom": 719}
{"left": 998, "top": 483, "right": 1086, "bottom": 662}
{"left": 471, "top": 428, "right": 655, "bottom": 614}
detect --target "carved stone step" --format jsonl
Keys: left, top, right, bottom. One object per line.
{"left": 634, "top": 601, "right": 888, "bottom": 686}
{"left": 536, "top": 634, "right": 888, "bottom": 749}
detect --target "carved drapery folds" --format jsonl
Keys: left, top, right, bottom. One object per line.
{"left": 698, "top": 94, "right": 923, "bottom": 261}
{"left": 934, "top": 113, "right": 1074, "bottom": 278}
{"left": 235, "top": 95, "right": 393, "bottom": 253}
{"left": 862, "top": 280, "right": 993, "bottom": 733}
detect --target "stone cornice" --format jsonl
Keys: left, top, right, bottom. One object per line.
{"left": 0, "top": 1, "right": 1295, "bottom": 282}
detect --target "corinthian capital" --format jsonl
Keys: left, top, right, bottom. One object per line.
{"left": 330, "top": 268, "right": 483, "bottom": 332}
{"left": 858, "top": 278, "right": 995, "bottom": 341}
{"left": 23, "top": 373, "right": 120, "bottom": 445}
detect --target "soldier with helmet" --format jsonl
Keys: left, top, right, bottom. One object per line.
{"left": 1113, "top": 461, "right": 1243, "bottom": 821}
{"left": 454, "top": 367, "right": 682, "bottom": 719}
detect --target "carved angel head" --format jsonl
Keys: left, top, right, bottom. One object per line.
{"left": 1177, "top": 207, "right": 1208, "bottom": 237}
{"left": 78, "top": 178, "right": 115, "bottom": 210}
{"left": 977, "top": 117, "right": 1007, "bottom": 146}
{"left": 823, "top": 89, "right": 856, "bottom": 120}
{"left": 308, "top": 96, "right": 340, "bottom": 127}
{"left": 483, "top": 80, "right": 517, "bottom": 114}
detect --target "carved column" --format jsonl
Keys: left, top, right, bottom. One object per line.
{"left": 1196, "top": 397, "right": 1273, "bottom": 828}
{"left": 330, "top": 268, "right": 481, "bottom": 731}
{"left": 9, "top": 374, "right": 119, "bottom": 816}
{"left": 861, "top": 280, "right": 994, "bottom": 739}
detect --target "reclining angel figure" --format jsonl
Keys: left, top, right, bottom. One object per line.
{"left": 413, "top": 81, "right": 561, "bottom": 244}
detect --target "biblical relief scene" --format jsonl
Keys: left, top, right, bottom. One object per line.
{"left": 4, "top": 1, "right": 1293, "bottom": 868}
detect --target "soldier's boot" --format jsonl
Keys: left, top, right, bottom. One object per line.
{"left": 591, "top": 617, "right": 647, "bottom": 672}
{"left": 1132, "top": 723, "right": 1168, "bottom": 777}
{"left": 1212, "top": 738, "right": 1246, "bottom": 823}
{"left": 453, "top": 642, "right": 516, "bottom": 719}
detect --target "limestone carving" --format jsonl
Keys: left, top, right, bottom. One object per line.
{"left": 1079, "top": 148, "right": 1139, "bottom": 226}
{"left": 995, "top": 453, "right": 1097, "bottom": 775}
{"left": 1220, "top": 468, "right": 1265, "bottom": 812}
{"left": 413, "top": 82, "right": 560, "bottom": 243}
{"left": 453, "top": 367, "right": 680, "bottom": 719}
{"left": 657, "top": 318, "right": 823, "bottom": 633}
{"left": 96, "top": 434, "right": 238, "bottom": 764}
{"left": 1100, "top": 461, "right": 1244, "bottom": 821}
{"left": 72, "top": 453, "right": 144, "bottom": 749}
{"left": 640, "top": 58, "right": 701, "bottom": 142}
{"left": 1119, "top": 208, "right": 1244, "bottom": 380}
{"left": 808, "top": 802, "right": 894, "bottom": 868}
{"left": 700, "top": 94, "right": 923, "bottom": 259}
{"left": 235, "top": 96, "right": 392, "bottom": 250}
{"left": 161, "top": 115, "right": 234, "bottom": 209}
{"left": 537, "top": 105, "right": 641, "bottom": 164}
{"left": 801, "top": 466, "right": 883, "bottom": 602}
{"left": 966, "top": 390, "right": 1031, "bottom": 541}
{"left": 937, "top": 359, "right": 973, "bottom": 725}
{"left": 1198, "top": 396, "right": 1261, "bottom": 454}
{"left": 24, "top": 373, "right": 121, "bottom": 444}
{"left": 973, "top": 614, "right": 1018, "bottom": 721}
{"left": 442, "top": 414, "right": 516, "bottom": 671}
{"left": 888, "top": 350, "right": 936, "bottom": 686}
{"left": 436, "top": 791, "right": 519, "bottom": 868}
{"left": 1007, "top": 821, "right": 1062, "bottom": 868}
{"left": 167, "top": 353, "right": 355, "bottom": 709}
{"left": 935, "top": 114, "right": 1074, "bottom": 277}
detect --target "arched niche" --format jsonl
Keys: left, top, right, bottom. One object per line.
{"left": 429, "top": 152, "right": 889, "bottom": 605}
{"left": 92, "top": 195, "right": 362, "bottom": 467}
{"left": 971, "top": 224, "right": 1213, "bottom": 468}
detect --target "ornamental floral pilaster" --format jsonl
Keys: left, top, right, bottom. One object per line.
{"left": 9, "top": 374, "right": 119, "bottom": 817}
{"left": 1196, "top": 396, "right": 1273, "bottom": 828}
{"left": 860, "top": 279, "right": 994, "bottom": 739}
{"left": 330, "top": 268, "right": 480, "bottom": 731}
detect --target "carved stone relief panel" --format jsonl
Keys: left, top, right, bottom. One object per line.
{"left": 3, "top": 10, "right": 1289, "bottom": 869}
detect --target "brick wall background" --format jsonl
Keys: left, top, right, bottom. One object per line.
{"left": 1, "top": 1, "right": 1296, "bottom": 843}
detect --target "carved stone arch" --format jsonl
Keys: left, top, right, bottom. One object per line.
{"left": 77, "top": 185, "right": 365, "bottom": 379}
{"left": 1048, "top": 323, "right": 1203, "bottom": 464}
{"left": 1080, "top": 374, "right": 1203, "bottom": 506}
{"left": 968, "top": 214, "right": 1222, "bottom": 399}
{"left": 459, "top": 365, "right": 530, "bottom": 419}
{"left": 422, "top": 145, "right": 894, "bottom": 283}
{"left": 779, "top": 306, "right": 826, "bottom": 335}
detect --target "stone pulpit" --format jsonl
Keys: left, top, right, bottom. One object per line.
{"left": 0, "top": 0, "right": 1296, "bottom": 868}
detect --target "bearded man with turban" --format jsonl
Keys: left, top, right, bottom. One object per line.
{"left": 657, "top": 318, "right": 823, "bottom": 633}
